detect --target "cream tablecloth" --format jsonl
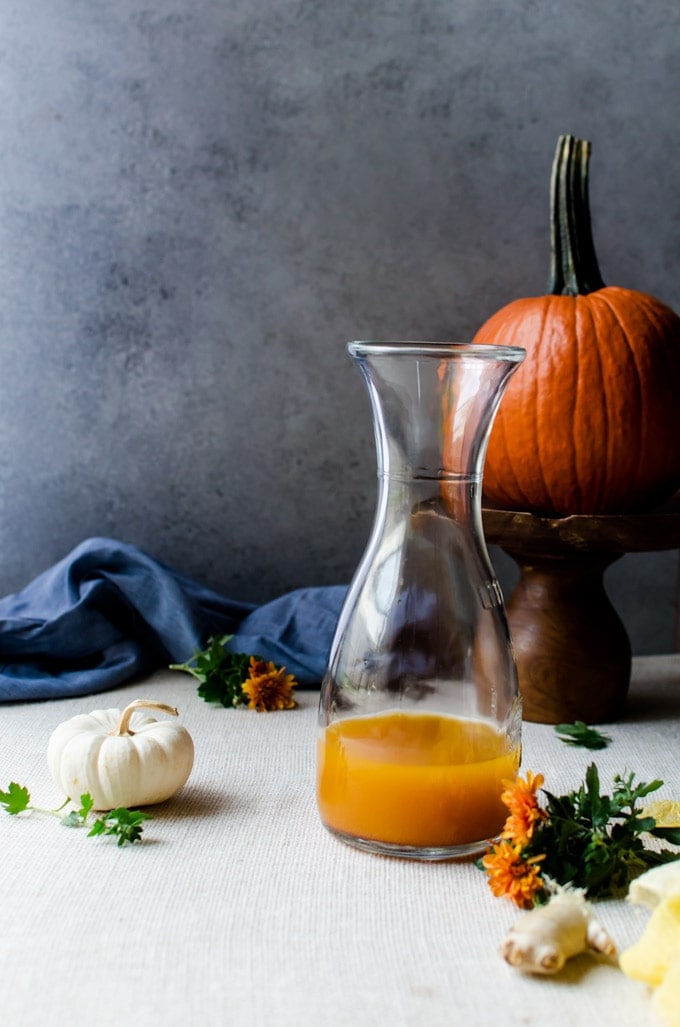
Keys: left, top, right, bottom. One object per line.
{"left": 1, "top": 655, "right": 679, "bottom": 1027}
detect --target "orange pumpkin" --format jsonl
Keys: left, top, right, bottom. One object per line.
{"left": 475, "top": 135, "right": 680, "bottom": 516}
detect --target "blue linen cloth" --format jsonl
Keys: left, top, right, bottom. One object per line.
{"left": 0, "top": 537, "right": 347, "bottom": 702}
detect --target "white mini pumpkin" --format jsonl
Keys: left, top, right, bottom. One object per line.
{"left": 47, "top": 699, "right": 195, "bottom": 810}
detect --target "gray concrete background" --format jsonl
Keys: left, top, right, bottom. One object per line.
{"left": 0, "top": 1, "right": 678, "bottom": 653}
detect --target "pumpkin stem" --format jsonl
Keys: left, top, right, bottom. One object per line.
{"left": 114, "top": 699, "right": 179, "bottom": 736}
{"left": 547, "top": 134, "right": 606, "bottom": 296}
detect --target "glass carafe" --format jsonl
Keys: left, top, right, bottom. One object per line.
{"left": 317, "top": 340, "right": 525, "bottom": 860}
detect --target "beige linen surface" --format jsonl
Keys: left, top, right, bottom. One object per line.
{"left": 1, "top": 655, "right": 679, "bottom": 1027}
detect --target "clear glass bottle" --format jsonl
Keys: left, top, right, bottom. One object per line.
{"left": 317, "top": 340, "right": 525, "bottom": 860}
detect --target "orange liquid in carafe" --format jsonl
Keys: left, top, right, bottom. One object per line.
{"left": 317, "top": 710, "right": 519, "bottom": 847}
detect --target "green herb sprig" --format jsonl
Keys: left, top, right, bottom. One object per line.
{"left": 87, "top": 807, "right": 150, "bottom": 846}
{"left": 0, "top": 782, "right": 150, "bottom": 846}
{"left": 532, "top": 764, "right": 680, "bottom": 898}
{"left": 170, "top": 634, "right": 253, "bottom": 707}
{"left": 554, "top": 721, "right": 611, "bottom": 750}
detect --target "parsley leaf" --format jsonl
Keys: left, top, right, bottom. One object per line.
{"left": 78, "top": 792, "right": 95, "bottom": 820}
{"left": 554, "top": 721, "right": 611, "bottom": 750}
{"left": 170, "top": 634, "right": 253, "bottom": 708}
{"left": 0, "top": 782, "right": 31, "bottom": 815}
{"left": 652, "top": 826, "right": 680, "bottom": 846}
{"left": 61, "top": 793, "right": 95, "bottom": 827}
{"left": 88, "top": 807, "right": 151, "bottom": 846}
{"left": 61, "top": 811, "right": 84, "bottom": 827}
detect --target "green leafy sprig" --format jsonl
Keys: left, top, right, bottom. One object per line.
{"left": 0, "top": 782, "right": 35, "bottom": 815}
{"left": 554, "top": 721, "right": 611, "bottom": 750}
{"left": 170, "top": 634, "right": 253, "bottom": 707}
{"left": 0, "top": 782, "right": 150, "bottom": 846}
{"left": 530, "top": 764, "right": 680, "bottom": 899}
{"left": 61, "top": 791, "right": 94, "bottom": 826}
{"left": 87, "top": 807, "right": 150, "bottom": 847}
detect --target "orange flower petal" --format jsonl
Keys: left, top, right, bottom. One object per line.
{"left": 242, "top": 661, "right": 297, "bottom": 712}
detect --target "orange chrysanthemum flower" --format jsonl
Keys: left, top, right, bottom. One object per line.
{"left": 242, "top": 657, "right": 297, "bottom": 712}
{"left": 500, "top": 771, "right": 547, "bottom": 846}
{"left": 482, "top": 840, "right": 545, "bottom": 909}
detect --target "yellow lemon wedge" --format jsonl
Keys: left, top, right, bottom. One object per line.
{"left": 642, "top": 799, "right": 680, "bottom": 828}
{"left": 619, "top": 894, "right": 680, "bottom": 989}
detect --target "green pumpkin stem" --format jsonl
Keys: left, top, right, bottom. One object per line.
{"left": 548, "top": 134, "right": 606, "bottom": 296}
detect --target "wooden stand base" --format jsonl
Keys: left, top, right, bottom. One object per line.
{"left": 483, "top": 502, "right": 680, "bottom": 724}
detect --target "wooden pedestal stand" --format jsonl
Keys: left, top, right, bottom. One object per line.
{"left": 482, "top": 503, "right": 680, "bottom": 724}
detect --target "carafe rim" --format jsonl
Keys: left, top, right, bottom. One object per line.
{"left": 347, "top": 340, "right": 525, "bottom": 362}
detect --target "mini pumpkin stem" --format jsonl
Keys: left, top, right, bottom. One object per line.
{"left": 547, "top": 134, "right": 606, "bottom": 297}
{"left": 114, "top": 699, "right": 179, "bottom": 736}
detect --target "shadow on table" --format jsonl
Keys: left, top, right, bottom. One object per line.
{"left": 142, "top": 784, "right": 254, "bottom": 820}
{"left": 518, "top": 950, "right": 619, "bottom": 987}
{"left": 623, "top": 694, "right": 679, "bottom": 722}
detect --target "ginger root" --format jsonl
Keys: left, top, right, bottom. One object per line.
{"left": 501, "top": 887, "right": 617, "bottom": 975}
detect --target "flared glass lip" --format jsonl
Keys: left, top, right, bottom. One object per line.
{"left": 348, "top": 340, "right": 525, "bottom": 362}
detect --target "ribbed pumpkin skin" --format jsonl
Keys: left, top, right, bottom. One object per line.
{"left": 474, "top": 286, "right": 680, "bottom": 515}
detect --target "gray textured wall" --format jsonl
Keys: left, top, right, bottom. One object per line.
{"left": 0, "top": 1, "right": 678, "bottom": 653}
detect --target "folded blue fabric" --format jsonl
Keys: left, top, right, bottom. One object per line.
{"left": 0, "top": 537, "right": 347, "bottom": 702}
